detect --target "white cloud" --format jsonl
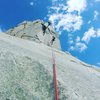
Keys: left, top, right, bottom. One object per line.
{"left": 69, "top": 42, "right": 87, "bottom": 52}
{"left": 48, "top": 0, "right": 86, "bottom": 33}
{"left": 68, "top": 39, "right": 74, "bottom": 44}
{"left": 0, "top": 27, "right": 3, "bottom": 32}
{"left": 68, "top": 40, "right": 74, "bottom": 44}
{"left": 75, "top": 42, "right": 87, "bottom": 52}
{"left": 97, "top": 29, "right": 100, "bottom": 37}
{"left": 67, "top": 0, "right": 87, "bottom": 14}
{"left": 68, "top": 33, "right": 74, "bottom": 44}
{"left": 49, "top": 10, "right": 83, "bottom": 31}
{"left": 29, "top": 2, "right": 34, "bottom": 6}
{"left": 52, "top": 0, "right": 58, "bottom": 3}
{"left": 82, "top": 27, "right": 100, "bottom": 44}
{"left": 68, "top": 35, "right": 87, "bottom": 52}
{"left": 88, "top": 20, "right": 91, "bottom": 24}
{"left": 50, "top": 6, "right": 60, "bottom": 13}
{"left": 93, "top": 11, "right": 99, "bottom": 21}
{"left": 95, "top": 0, "right": 100, "bottom": 2}
{"left": 69, "top": 46, "right": 75, "bottom": 51}
{"left": 82, "top": 27, "right": 96, "bottom": 43}
{"left": 97, "top": 62, "right": 100, "bottom": 66}
{"left": 76, "top": 36, "right": 80, "bottom": 42}
{"left": 48, "top": 0, "right": 87, "bottom": 52}
{"left": 49, "top": 13, "right": 83, "bottom": 32}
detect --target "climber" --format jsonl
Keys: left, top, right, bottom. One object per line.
{"left": 50, "top": 35, "right": 56, "bottom": 45}
{"left": 41, "top": 21, "right": 52, "bottom": 35}
{"left": 47, "top": 21, "right": 52, "bottom": 27}
{"left": 41, "top": 23, "right": 47, "bottom": 35}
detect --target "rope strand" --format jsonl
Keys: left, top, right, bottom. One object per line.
{"left": 51, "top": 45, "right": 59, "bottom": 100}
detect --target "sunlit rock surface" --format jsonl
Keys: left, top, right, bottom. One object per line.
{"left": 6, "top": 20, "right": 60, "bottom": 50}
{"left": 0, "top": 21, "right": 100, "bottom": 100}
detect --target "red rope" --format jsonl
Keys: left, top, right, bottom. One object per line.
{"left": 52, "top": 46, "right": 59, "bottom": 100}
{"left": 53, "top": 63, "right": 59, "bottom": 100}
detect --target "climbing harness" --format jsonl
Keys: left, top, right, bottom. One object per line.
{"left": 51, "top": 45, "right": 59, "bottom": 100}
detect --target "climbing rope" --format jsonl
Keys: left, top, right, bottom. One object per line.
{"left": 51, "top": 45, "right": 59, "bottom": 100}
{"left": 43, "top": 21, "right": 59, "bottom": 100}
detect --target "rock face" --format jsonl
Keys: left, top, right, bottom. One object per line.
{"left": 0, "top": 21, "right": 100, "bottom": 100}
{"left": 6, "top": 20, "right": 60, "bottom": 50}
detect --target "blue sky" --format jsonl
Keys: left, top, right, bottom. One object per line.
{"left": 0, "top": 0, "right": 100, "bottom": 67}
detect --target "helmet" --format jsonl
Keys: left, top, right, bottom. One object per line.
{"left": 48, "top": 21, "right": 52, "bottom": 26}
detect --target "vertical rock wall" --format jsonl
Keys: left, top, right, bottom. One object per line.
{"left": 6, "top": 20, "right": 61, "bottom": 50}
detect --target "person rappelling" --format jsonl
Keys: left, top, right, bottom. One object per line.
{"left": 50, "top": 35, "right": 56, "bottom": 45}
{"left": 41, "top": 21, "right": 51, "bottom": 35}
{"left": 41, "top": 21, "right": 56, "bottom": 45}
